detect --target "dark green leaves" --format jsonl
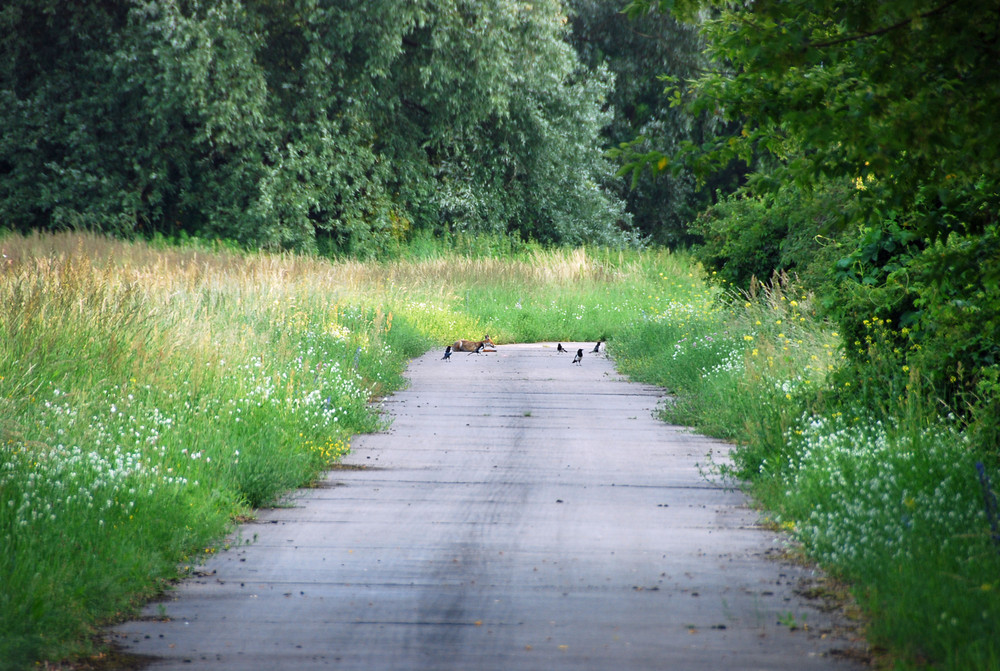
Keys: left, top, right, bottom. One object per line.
{"left": 0, "top": 0, "right": 631, "bottom": 251}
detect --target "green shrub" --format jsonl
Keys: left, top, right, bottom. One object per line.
{"left": 691, "top": 178, "right": 855, "bottom": 293}
{"left": 833, "top": 219, "right": 1000, "bottom": 444}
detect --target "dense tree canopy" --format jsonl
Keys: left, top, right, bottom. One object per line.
{"left": 623, "top": 0, "right": 1000, "bottom": 422}
{"left": 567, "top": 0, "right": 731, "bottom": 245}
{"left": 6, "top": 0, "right": 998, "bottom": 419}
{"left": 0, "top": 0, "right": 632, "bottom": 252}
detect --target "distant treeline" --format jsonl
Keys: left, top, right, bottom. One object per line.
{"left": 4, "top": 0, "right": 999, "bottom": 437}
{"left": 2, "top": 0, "right": 688, "bottom": 253}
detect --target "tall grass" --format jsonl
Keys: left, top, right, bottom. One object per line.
{"left": 2, "top": 232, "right": 998, "bottom": 670}
{"left": 612, "top": 273, "right": 1000, "bottom": 670}
{"left": 0, "top": 233, "right": 675, "bottom": 669}
{"left": 0, "top": 234, "right": 422, "bottom": 668}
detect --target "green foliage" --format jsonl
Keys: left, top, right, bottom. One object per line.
{"left": 691, "top": 195, "right": 782, "bottom": 290}
{"left": 619, "top": 0, "right": 1000, "bottom": 440}
{"left": 831, "top": 214, "right": 1000, "bottom": 434}
{"left": 0, "top": 234, "right": 413, "bottom": 668}
{"left": 567, "top": 0, "right": 724, "bottom": 245}
{"left": 901, "top": 225, "right": 1000, "bottom": 397}
{"left": 0, "top": 232, "right": 673, "bottom": 669}
{"left": 691, "top": 178, "right": 857, "bottom": 293}
{"left": 773, "top": 415, "right": 1000, "bottom": 668}
{"left": 396, "top": 0, "right": 634, "bottom": 245}
{"left": 611, "top": 265, "right": 1000, "bottom": 669}
{"left": 0, "top": 0, "right": 631, "bottom": 252}
{"left": 676, "top": 0, "right": 1000, "bottom": 202}
{"left": 4, "top": 233, "right": 999, "bottom": 670}
{"left": 613, "top": 275, "right": 832, "bottom": 472}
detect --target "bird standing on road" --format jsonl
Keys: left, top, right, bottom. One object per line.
{"left": 557, "top": 343, "right": 567, "bottom": 353}
{"left": 572, "top": 348, "right": 583, "bottom": 365}
{"left": 442, "top": 345, "right": 452, "bottom": 361}
{"left": 592, "top": 340, "right": 602, "bottom": 354}
{"left": 472, "top": 343, "right": 484, "bottom": 355}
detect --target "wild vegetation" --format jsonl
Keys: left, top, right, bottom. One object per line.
{"left": 0, "top": 232, "right": 652, "bottom": 668}
{"left": 3, "top": 1, "right": 998, "bottom": 670}
{"left": 619, "top": 0, "right": 1000, "bottom": 452}
{"left": 1, "top": 0, "right": 633, "bottom": 251}
{"left": 2, "top": 233, "right": 998, "bottom": 670}
{"left": 610, "top": 5, "right": 1000, "bottom": 663}
{"left": 615, "top": 275, "right": 1000, "bottom": 670}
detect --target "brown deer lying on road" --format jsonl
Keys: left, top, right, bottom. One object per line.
{"left": 452, "top": 334, "right": 495, "bottom": 353}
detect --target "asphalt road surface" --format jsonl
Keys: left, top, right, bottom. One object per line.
{"left": 112, "top": 343, "right": 864, "bottom": 670}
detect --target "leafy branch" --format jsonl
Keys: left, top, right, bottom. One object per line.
{"left": 807, "top": 0, "right": 960, "bottom": 48}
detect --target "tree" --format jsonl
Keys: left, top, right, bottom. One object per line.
{"left": 568, "top": 0, "right": 733, "bottom": 245}
{"left": 372, "top": 0, "right": 630, "bottom": 245}
{"left": 0, "top": 0, "right": 631, "bottom": 251}
{"left": 622, "top": 0, "right": 1000, "bottom": 418}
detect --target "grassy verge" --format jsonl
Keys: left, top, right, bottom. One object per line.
{"left": 2, "top": 232, "right": 997, "bottom": 670}
{"left": 0, "top": 234, "right": 425, "bottom": 668}
{"left": 0, "top": 233, "right": 672, "bottom": 668}
{"left": 613, "top": 276, "right": 1000, "bottom": 670}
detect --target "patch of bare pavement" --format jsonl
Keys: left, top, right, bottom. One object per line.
{"left": 110, "top": 343, "right": 867, "bottom": 670}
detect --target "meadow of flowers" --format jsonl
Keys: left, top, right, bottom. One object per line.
{"left": 1, "top": 232, "right": 997, "bottom": 670}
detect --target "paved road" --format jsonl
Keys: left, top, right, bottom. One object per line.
{"left": 112, "top": 343, "right": 864, "bottom": 670}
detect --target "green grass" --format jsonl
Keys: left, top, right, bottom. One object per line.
{"left": 612, "top": 275, "right": 1000, "bottom": 670}
{"left": 0, "top": 235, "right": 421, "bottom": 668}
{"left": 1, "top": 232, "right": 998, "bottom": 670}
{"left": 0, "top": 234, "right": 672, "bottom": 669}
{"left": 774, "top": 415, "right": 1000, "bottom": 666}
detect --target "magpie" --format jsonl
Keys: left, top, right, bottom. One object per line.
{"left": 592, "top": 340, "right": 602, "bottom": 353}
{"left": 442, "top": 345, "right": 452, "bottom": 361}
{"left": 471, "top": 342, "right": 484, "bottom": 355}
{"left": 557, "top": 343, "right": 567, "bottom": 353}
{"left": 572, "top": 348, "right": 583, "bottom": 365}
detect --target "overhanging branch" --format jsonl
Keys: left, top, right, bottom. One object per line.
{"left": 808, "top": 0, "right": 959, "bottom": 49}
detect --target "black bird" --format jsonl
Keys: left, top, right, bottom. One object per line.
{"left": 557, "top": 343, "right": 567, "bottom": 353}
{"left": 592, "top": 340, "right": 602, "bottom": 354}
{"left": 442, "top": 345, "right": 452, "bottom": 361}
{"left": 572, "top": 348, "right": 583, "bottom": 365}
{"left": 471, "top": 342, "right": 485, "bottom": 355}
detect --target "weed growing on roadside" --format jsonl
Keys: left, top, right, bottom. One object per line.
{"left": 771, "top": 414, "right": 1000, "bottom": 666}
